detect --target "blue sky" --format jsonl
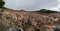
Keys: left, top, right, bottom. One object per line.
{"left": 3, "top": 0, "right": 60, "bottom": 11}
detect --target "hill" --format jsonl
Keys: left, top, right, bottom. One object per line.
{"left": 0, "top": 8, "right": 60, "bottom": 31}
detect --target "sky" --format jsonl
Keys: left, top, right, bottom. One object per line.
{"left": 3, "top": 0, "right": 60, "bottom": 11}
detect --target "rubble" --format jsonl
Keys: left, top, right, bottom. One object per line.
{"left": 0, "top": 9, "right": 60, "bottom": 31}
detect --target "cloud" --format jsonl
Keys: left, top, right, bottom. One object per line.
{"left": 4, "top": 0, "right": 59, "bottom": 11}
{"left": 50, "top": 0, "right": 60, "bottom": 11}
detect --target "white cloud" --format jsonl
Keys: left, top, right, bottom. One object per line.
{"left": 4, "top": 0, "right": 59, "bottom": 11}
{"left": 50, "top": 0, "right": 60, "bottom": 11}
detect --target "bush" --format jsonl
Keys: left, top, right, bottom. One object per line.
{"left": 0, "top": 0, "right": 5, "bottom": 8}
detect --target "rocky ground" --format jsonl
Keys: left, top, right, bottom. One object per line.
{"left": 0, "top": 9, "right": 60, "bottom": 31}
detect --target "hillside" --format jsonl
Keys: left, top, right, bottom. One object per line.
{"left": 0, "top": 9, "right": 60, "bottom": 31}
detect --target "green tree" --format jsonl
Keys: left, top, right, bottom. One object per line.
{"left": 38, "top": 9, "right": 57, "bottom": 13}
{"left": 0, "top": 0, "right": 5, "bottom": 8}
